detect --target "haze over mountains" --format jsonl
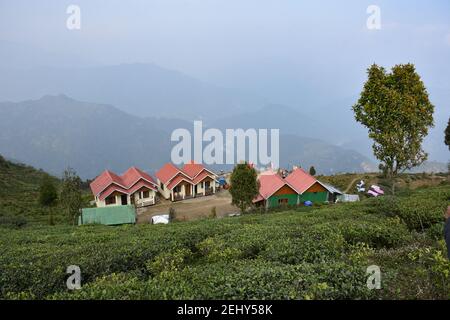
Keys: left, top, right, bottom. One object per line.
{"left": 0, "top": 42, "right": 447, "bottom": 178}
{"left": 1, "top": 59, "right": 447, "bottom": 165}
{"left": 0, "top": 0, "right": 448, "bottom": 177}
{"left": 0, "top": 63, "right": 265, "bottom": 121}
{"left": 0, "top": 40, "right": 381, "bottom": 177}
{"left": 0, "top": 95, "right": 381, "bottom": 179}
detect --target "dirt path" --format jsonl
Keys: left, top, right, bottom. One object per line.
{"left": 344, "top": 176, "right": 363, "bottom": 193}
{"left": 136, "top": 191, "right": 238, "bottom": 224}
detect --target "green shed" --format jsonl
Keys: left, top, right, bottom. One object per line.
{"left": 79, "top": 205, "right": 136, "bottom": 226}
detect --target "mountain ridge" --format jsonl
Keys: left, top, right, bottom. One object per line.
{"left": 0, "top": 95, "right": 379, "bottom": 178}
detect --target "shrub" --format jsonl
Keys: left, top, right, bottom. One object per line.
{"left": 395, "top": 197, "right": 447, "bottom": 231}
{"left": 366, "top": 187, "right": 449, "bottom": 231}
{"left": 197, "top": 237, "right": 242, "bottom": 262}
{"left": 425, "top": 223, "right": 445, "bottom": 241}
{"left": 146, "top": 248, "right": 192, "bottom": 276}
{"left": 338, "top": 217, "right": 411, "bottom": 248}
{"left": 407, "top": 244, "right": 450, "bottom": 299}
{"left": 0, "top": 215, "right": 28, "bottom": 229}
{"left": 260, "top": 225, "right": 346, "bottom": 264}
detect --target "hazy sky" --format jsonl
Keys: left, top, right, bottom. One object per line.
{"left": 1, "top": 1, "right": 449, "bottom": 85}
{"left": 1, "top": 0, "right": 449, "bottom": 161}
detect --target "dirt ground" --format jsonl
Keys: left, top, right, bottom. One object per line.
{"left": 136, "top": 190, "right": 238, "bottom": 224}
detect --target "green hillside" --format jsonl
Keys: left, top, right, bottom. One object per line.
{"left": 318, "top": 172, "right": 448, "bottom": 194}
{"left": 0, "top": 155, "right": 61, "bottom": 226}
{"left": 1, "top": 183, "right": 449, "bottom": 300}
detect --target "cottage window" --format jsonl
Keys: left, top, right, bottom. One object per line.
{"left": 205, "top": 181, "right": 210, "bottom": 188}
{"left": 143, "top": 190, "right": 150, "bottom": 198}
{"left": 160, "top": 182, "right": 164, "bottom": 190}
{"left": 278, "top": 198, "right": 288, "bottom": 205}
{"left": 105, "top": 195, "right": 116, "bottom": 205}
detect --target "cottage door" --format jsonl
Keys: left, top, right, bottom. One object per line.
{"left": 185, "top": 184, "right": 191, "bottom": 196}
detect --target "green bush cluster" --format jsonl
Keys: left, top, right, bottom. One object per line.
{"left": 1, "top": 185, "right": 449, "bottom": 300}
{"left": 367, "top": 186, "right": 449, "bottom": 231}
{"left": 0, "top": 214, "right": 28, "bottom": 229}
{"left": 337, "top": 217, "right": 411, "bottom": 248}
{"left": 53, "top": 260, "right": 373, "bottom": 300}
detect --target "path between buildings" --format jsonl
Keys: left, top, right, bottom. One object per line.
{"left": 136, "top": 190, "right": 237, "bottom": 224}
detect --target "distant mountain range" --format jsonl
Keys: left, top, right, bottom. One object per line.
{"left": 0, "top": 63, "right": 264, "bottom": 121}
{"left": 0, "top": 95, "right": 380, "bottom": 179}
{"left": 0, "top": 38, "right": 448, "bottom": 164}
{"left": 0, "top": 95, "right": 173, "bottom": 179}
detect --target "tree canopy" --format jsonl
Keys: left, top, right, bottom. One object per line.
{"left": 229, "top": 163, "right": 259, "bottom": 214}
{"left": 60, "top": 167, "right": 83, "bottom": 225}
{"left": 445, "top": 117, "right": 450, "bottom": 151}
{"left": 352, "top": 63, "right": 434, "bottom": 176}
{"left": 38, "top": 174, "right": 58, "bottom": 207}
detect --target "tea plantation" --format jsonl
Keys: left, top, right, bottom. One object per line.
{"left": 1, "top": 183, "right": 449, "bottom": 300}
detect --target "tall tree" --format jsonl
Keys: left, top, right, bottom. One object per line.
{"left": 229, "top": 163, "right": 259, "bottom": 214}
{"left": 445, "top": 117, "right": 450, "bottom": 151}
{"left": 309, "top": 166, "right": 316, "bottom": 176}
{"left": 38, "top": 174, "right": 58, "bottom": 225}
{"left": 38, "top": 174, "right": 58, "bottom": 207}
{"left": 352, "top": 63, "right": 434, "bottom": 177}
{"left": 60, "top": 167, "right": 83, "bottom": 225}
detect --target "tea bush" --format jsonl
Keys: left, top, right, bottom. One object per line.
{"left": 53, "top": 260, "right": 373, "bottom": 300}
{"left": 1, "top": 185, "right": 449, "bottom": 300}
{"left": 337, "top": 217, "right": 411, "bottom": 248}
{"left": 366, "top": 186, "right": 449, "bottom": 231}
{"left": 260, "top": 225, "right": 346, "bottom": 264}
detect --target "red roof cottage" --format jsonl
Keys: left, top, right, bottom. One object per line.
{"left": 253, "top": 173, "right": 300, "bottom": 208}
{"left": 90, "top": 166, "right": 157, "bottom": 208}
{"left": 253, "top": 167, "right": 343, "bottom": 209}
{"left": 285, "top": 167, "right": 337, "bottom": 203}
{"left": 155, "top": 161, "right": 217, "bottom": 201}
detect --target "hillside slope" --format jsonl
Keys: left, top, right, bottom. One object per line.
{"left": 0, "top": 155, "right": 59, "bottom": 225}
{"left": 0, "top": 95, "right": 179, "bottom": 179}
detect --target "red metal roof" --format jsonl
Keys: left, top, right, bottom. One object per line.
{"left": 126, "top": 180, "right": 157, "bottom": 196}
{"left": 253, "top": 168, "right": 334, "bottom": 203}
{"left": 98, "top": 184, "right": 129, "bottom": 201}
{"left": 156, "top": 162, "right": 216, "bottom": 187}
{"left": 192, "top": 170, "right": 214, "bottom": 184}
{"left": 256, "top": 174, "right": 286, "bottom": 200}
{"left": 285, "top": 168, "right": 317, "bottom": 194}
{"left": 181, "top": 161, "right": 205, "bottom": 178}
{"left": 122, "top": 166, "right": 156, "bottom": 188}
{"left": 155, "top": 163, "right": 183, "bottom": 184}
{"left": 167, "top": 174, "right": 194, "bottom": 190}
{"left": 90, "top": 166, "right": 156, "bottom": 198}
{"left": 90, "top": 170, "right": 125, "bottom": 196}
